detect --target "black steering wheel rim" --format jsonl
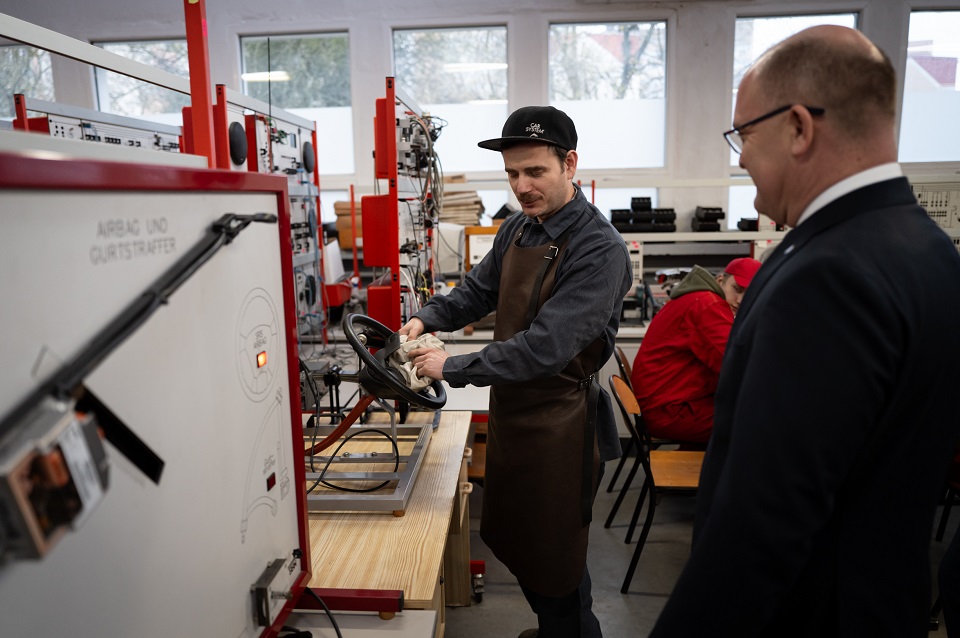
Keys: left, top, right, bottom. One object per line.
{"left": 342, "top": 313, "right": 447, "bottom": 410}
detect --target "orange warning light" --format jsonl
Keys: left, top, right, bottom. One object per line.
{"left": 256, "top": 351, "right": 267, "bottom": 368}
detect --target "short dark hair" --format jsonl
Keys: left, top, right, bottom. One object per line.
{"left": 551, "top": 146, "right": 570, "bottom": 168}
{"left": 757, "top": 36, "right": 896, "bottom": 141}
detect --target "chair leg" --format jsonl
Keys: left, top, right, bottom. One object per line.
{"left": 606, "top": 438, "right": 635, "bottom": 493}
{"left": 625, "top": 476, "right": 651, "bottom": 544}
{"left": 937, "top": 489, "right": 956, "bottom": 542}
{"left": 605, "top": 454, "right": 642, "bottom": 529}
{"left": 621, "top": 487, "right": 657, "bottom": 594}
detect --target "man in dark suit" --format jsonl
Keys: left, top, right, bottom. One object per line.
{"left": 650, "top": 25, "right": 960, "bottom": 637}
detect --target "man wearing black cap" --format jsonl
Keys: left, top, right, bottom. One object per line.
{"left": 403, "top": 106, "right": 632, "bottom": 638}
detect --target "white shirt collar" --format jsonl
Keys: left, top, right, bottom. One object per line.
{"left": 795, "top": 163, "right": 903, "bottom": 227}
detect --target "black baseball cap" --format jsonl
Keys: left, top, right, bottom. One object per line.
{"left": 477, "top": 105, "right": 577, "bottom": 152}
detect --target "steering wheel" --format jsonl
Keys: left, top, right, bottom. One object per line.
{"left": 342, "top": 313, "right": 446, "bottom": 410}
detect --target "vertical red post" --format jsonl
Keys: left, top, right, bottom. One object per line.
{"left": 183, "top": 0, "right": 216, "bottom": 168}
{"left": 212, "top": 85, "right": 231, "bottom": 170}
{"left": 349, "top": 184, "right": 361, "bottom": 285}
{"left": 591, "top": 179, "right": 596, "bottom": 205}
{"left": 13, "top": 94, "right": 29, "bottom": 131}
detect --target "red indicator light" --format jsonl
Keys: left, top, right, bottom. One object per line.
{"left": 266, "top": 472, "right": 276, "bottom": 491}
{"left": 256, "top": 351, "right": 267, "bottom": 368}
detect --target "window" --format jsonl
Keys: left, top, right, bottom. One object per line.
{"left": 94, "top": 40, "right": 190, "bottom": 125}
{"left": 899, "top": 11, "right": 960, "bottom": 163}
{"left": 549, "top": 21, "right": 667, "bottom": 170}
{"left": 241, "top": 33, "right": 353, "bottom": 175}
{"left": 393, "top": 26, "right": 508, "bottom": 174}
{"left": 728, "top": 13, "right": 857, "bottom": 229}
{"left": 0, "top": 45, "right": 54, "bottom": 119}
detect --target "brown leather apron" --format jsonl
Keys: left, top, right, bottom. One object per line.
{"left": 479, "top": 223, "right": 605, "bottom": 597}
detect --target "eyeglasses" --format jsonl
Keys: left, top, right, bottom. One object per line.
{"left": 723, "top": 104, "right": 825, "bottom": 154}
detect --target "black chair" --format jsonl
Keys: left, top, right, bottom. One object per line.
{"left": 607, "top": 375, "right": 704, "bottom": 593}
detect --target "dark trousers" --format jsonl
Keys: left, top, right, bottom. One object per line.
{"left": 517, "top": 463, "right": 605, "bottom": 638}
{"left": 520, "top": 566, "right": 602, "bottom": 638}
{"left": 941, "top": 522, "right": 960, "bottom": 638}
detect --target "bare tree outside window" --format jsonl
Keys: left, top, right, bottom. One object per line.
{"left": 0, "top": 45, "right": 54, "bottom": 119}
{"left": 394, "top": 27, "right": 507, "bottom": 104}
{"left": 241, "top": 34, "right": 350, "bottom": 108}
{"left": 241, "top": 33, "right": 354, "bottom": 175}
{"left": 393, "top": 26, "right": 508, "bottom": 174}
{"left": 549, "top": 22, "right": 667, "bottom": 170}
{"left": 549, "top": 23, "right": 665, "bottom": 101}
{"left": 95, "top": 40, "right": 190, "bottom": 123}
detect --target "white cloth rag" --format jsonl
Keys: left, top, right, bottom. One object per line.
{"left": 387, "top": 334, "right": 446, "bottom": 391}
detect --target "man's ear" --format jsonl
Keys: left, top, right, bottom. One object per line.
{"left": 565, "top": 149, "right": 579, "bottom": 178}
{"left": 789, "top": 105, "right": 816, "bottom": 157}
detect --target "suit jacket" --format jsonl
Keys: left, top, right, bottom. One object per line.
{"left": 651, "top": 177, "right": 960, "bottom": 637}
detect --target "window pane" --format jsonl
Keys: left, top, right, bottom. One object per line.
{"left": 241, "top": 34, "right": 354, "bottom": 175}
{"left": 94, "top": 40, "right": 189, "bottom": 126}
{"left": 899, "top": 11, "right": 960, "bottom": 162}
{"left": 549, "top": 22, "right": 666, "bottom": 170}
{"left": 393, "top": 26, "right": 508, "bottom": 173}
{"left": 0, "top": 45, "right": 54, "bottom": 119}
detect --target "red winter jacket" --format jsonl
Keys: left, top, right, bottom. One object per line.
{"left": 631, "top": 266, "right": 734, "bottom": 416}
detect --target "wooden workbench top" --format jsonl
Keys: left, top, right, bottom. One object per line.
{"left": 307, "top": 410, "right": 471, "bottom": 608}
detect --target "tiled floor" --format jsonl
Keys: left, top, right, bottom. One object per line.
{"left": 445, "top": 459, "right": 958, "bottom": 637}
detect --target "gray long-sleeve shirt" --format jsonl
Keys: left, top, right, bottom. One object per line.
{"left": 414, "top": 185, "right": 632, "bottom": 462}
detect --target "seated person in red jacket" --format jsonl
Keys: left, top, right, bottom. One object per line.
{"left": 630, "top": 257, "right": 761, "bottom": 443}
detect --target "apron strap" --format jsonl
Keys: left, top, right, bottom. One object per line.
{"left": 578, "top": 373, "right": 600, "bottom": 526}
{"left": 524, "top": 228, "right": 573, "bottom": 326}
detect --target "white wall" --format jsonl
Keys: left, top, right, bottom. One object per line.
{"left": 2, "top": 0, "right": 959, "bottom": 218}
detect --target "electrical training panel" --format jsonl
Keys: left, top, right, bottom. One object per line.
{"left": 212, "top": 86, "right": 326, "bottom": 337}
{"left": 362, "top": 77, "right": 444, "bottom": 330}
{"left": 13, "top": 94, "right": 182, "bottom": 154}
{"left": 912, "top": 180, "right": 960, "bottom": 252}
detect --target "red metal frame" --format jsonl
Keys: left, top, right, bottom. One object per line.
{"left": 212, "top": 84, "right": 232, "bottom": 170}
{"left": 361, "top": 77, "right": 402, "bottom": 330}
{"left": 12, "top": 94, "right": 50, "bottom": 133}
{"left": 0, "top": 150, "right": 307, "bottom": 636}
{"left": 295, "top": 588, "right": 404, "bottom": 615}
{"left": 183, "top": 0, "right": 216, "bottom": 168}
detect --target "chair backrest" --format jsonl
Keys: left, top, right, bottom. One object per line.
{"left": 609, "top": 374, "right": 649, "bottom": 449}
{"left": 614, "top": 346, "right": 633, "bottom": 389}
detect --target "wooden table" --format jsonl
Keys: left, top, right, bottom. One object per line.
{"left": 307, "top": 410, "right": 472, "bottom": 638}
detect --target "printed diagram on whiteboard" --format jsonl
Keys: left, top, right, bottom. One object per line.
{"left": 235, "top": 288, "right": 280, "bottom": 401}
{"left": 234, "top": 288, "right": 291, "bottom": 543}
{"left": 241, "top": 387, "right": 290, "bottom": 544}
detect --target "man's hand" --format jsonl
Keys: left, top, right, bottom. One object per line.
{"left": 399, "top": 317, "right": 425, "bottom": 340}
{"left": 409, "top": 347, "right": 448, "bottom": 381}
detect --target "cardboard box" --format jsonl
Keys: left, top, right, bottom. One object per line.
{"left": 335, "top": 214, "right": 362, "bottom": 249}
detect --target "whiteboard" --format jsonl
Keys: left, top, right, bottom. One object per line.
{"left": 0, "top": 188, "right": 303, "bottom": 637}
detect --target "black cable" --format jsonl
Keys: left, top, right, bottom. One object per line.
{"left": 299, "top": 358, "right": 324, "bottom": 476}
{"left": 303, "top": 587, "right": 344, "bottom": 638}
{"left": 306, "top": 427, "right": 401, "bottom": 494}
